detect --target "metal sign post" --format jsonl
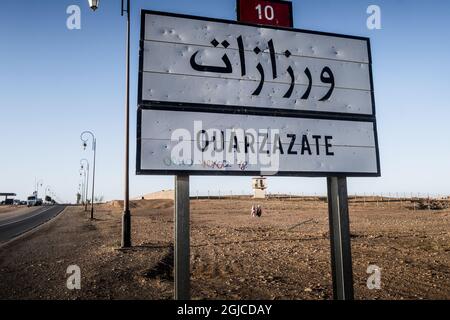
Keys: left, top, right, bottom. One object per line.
{"left": 327, "top": 177, "right": 354, "bottom": 300}
{"left": 174, "top": 175, "right": 190, "bottom": 300}
{"left": 239, "top": 3, "right": 355, "bottom": 299}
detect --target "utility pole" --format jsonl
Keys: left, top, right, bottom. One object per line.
{"left": 81, "top": 131, "right": 97, "bottom": 220}
{"left": 86, "top": 0, "right": 130, "bottom": 246}
{"left": 121, "top": 0, "right": 132, "bottom": 247}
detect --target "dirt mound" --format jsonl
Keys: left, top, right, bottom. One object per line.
{"left": 418, "top": 200, "right": 450, "bottom": 210}
{"left": 105, "top": 199, "right": 173, "bottom": 210}
{"left": 144, "top": 199, "right": 174, "bottom": 210}
{"left": 133, "top": 190, "right": 174, "bottom": 201}
{"left": 106, "top": 200, "right": 138, "bottom": 208}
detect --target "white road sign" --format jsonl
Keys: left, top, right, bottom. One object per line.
{"left": 137, "top": 11, "right": 380, "bottom": 177}
{"left": 139, "top": 11, "right": 375, "bottom": 116}
{"left": 137, "top": 109, "right": 380, "bottom": 176}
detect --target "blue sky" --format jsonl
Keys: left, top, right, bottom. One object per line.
{"left": 1, "top": 0, "right": 449, "bottom": 203}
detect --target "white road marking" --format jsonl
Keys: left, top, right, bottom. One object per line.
{"left": 0, "top": 206, "right": 57, "bottom": 228}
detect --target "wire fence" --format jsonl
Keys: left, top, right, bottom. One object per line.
{"left": 191, "top": 191, "right": 450, "bottom": 210}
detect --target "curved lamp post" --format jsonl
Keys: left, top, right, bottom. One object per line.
{"left": 79, "top": 167, "right": 86, "bottom": 205}
{"left": 45, "top": 186, "right": 51, "bottom": 204}
{"left": 81, "top": 131, "right": 97, "bottom": 220}
{"left": 88, "top": 0, "right": 131, "bottom": 247}
{"left": 50, "top": 191, "right": 56, "bottom": 204}
{"left": 80, "top": 159, "right": 90, "bottom": 212}
{"left": 78, "top": 182, "right": 84, "bottom": 205}
{"left": 35, "top": 178, "right": 43, "bottom": 199}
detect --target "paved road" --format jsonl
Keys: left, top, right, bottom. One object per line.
{"left": 0, "top": 205, "right": 66, "bottom": 243}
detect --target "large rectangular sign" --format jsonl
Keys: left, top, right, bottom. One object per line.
{"left": 137, "top": 11, "right": 379, "bottom": 177}
{"left": 137, "top": 109, "right": 380, "bottom": 176}
{"left": 139, "top": 11, "right": 375, "bottom": 117}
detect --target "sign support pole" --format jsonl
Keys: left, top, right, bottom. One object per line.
{"left": 174, "top": 174, "right": 190, "bottom": 300}
{"left": 327, "top": 176, "right": 354, "bottom": 300}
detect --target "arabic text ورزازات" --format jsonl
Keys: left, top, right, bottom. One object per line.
{"left": 189, "top": 36, "right": 335, "bottom": 101}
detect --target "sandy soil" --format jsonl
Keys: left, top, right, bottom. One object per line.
{"left": 0, "top": 198, "right": 449, "bottom": 300}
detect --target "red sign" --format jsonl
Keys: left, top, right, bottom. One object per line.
{"left": 237, "top": 0, "right": 293, "bottom": 28}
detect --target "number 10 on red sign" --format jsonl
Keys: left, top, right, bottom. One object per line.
{"left": 237, "top": 0, "right": 293, "bottom": 28}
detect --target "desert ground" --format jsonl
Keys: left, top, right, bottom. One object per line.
{"left": 0, "top": 196, "right": 449, "bottom": 300}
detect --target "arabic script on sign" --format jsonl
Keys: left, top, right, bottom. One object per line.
{"left": 189, "top": 36, "right": 335, "bottom": 101}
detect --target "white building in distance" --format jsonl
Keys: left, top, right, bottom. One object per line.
{"left": 252, "top": 177, "right": 267, "bottom": 199}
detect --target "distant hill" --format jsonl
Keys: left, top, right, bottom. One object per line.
{"left": 132, "top": 190, "right": 174, "bottom": 201}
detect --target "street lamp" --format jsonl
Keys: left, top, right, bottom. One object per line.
{"left": 87, "top": 0, "right": 131, "bottom": 247}
{"left": 78, "top": 182, "right": 83, "bottom": 205}
{"left": 81, "top": 131, "right": 97, "bottom": 220}
{"left": 45, "top": 186, "right": 51, "bottom": 204}
{"left": 79, "top": 168, "right": 86, "bottom": 205}
{"left": 35, "top": 178, "right": 43, "bottom": 199}
{"left": 88, "top": 0, "right": 99, "bottom": 11}
{"left": 80, "top": 159, "right": 90, "bottom": 212}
